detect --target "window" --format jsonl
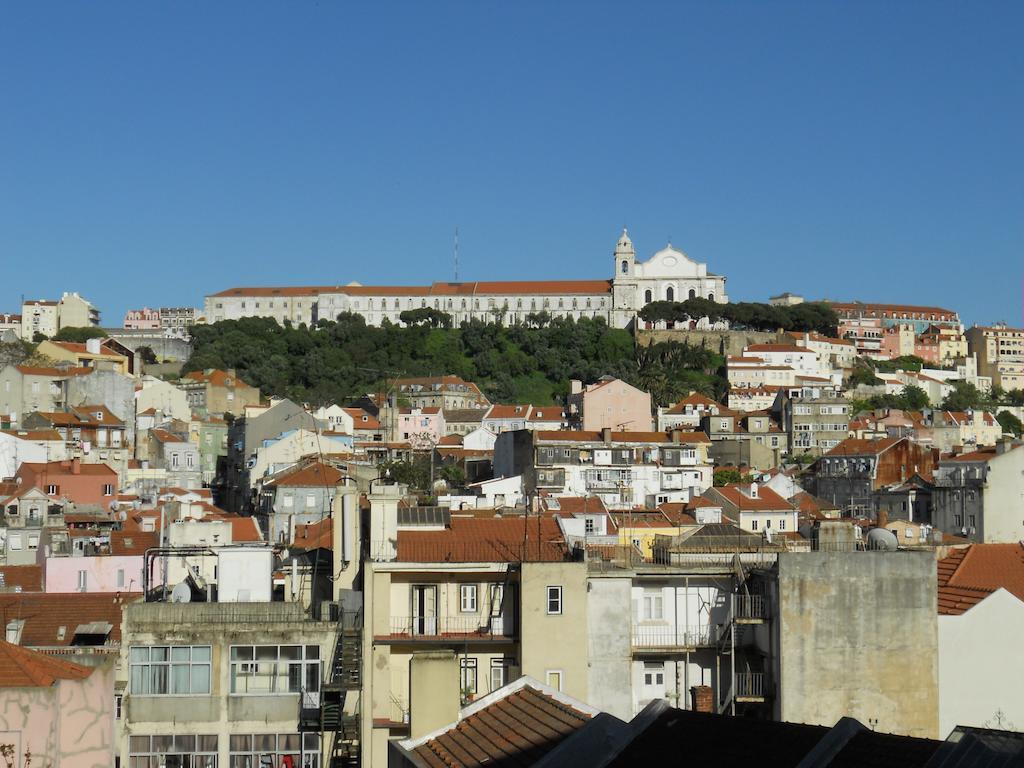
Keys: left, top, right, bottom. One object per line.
{"left": 779, "top": 519, "right": 786, "bottom": 531}
{"left": 641, "top": 591, "right": 664, "bottom": 621}
{"left": 751, "top": 520, "right": 759, "bottom": 531}
{"left": 103, "top": 484, "right": 114, "bottom": 496}
{"left": 115, "top": 694, "right": 122, "bottom": 720}
{"left": 171, "top": 453, "right": 180, "bottom": 468}
{"left": 130, "top": 734, "right": 218, "bottom": 768}
{"left": 27, "top": 533, "right": 39, "bottom": 550}
{"left": 130, "top": 646, "right": 212, "bottom": 695}
{"left": 460, "top": 657, "right": 478, "bottom": 695}
{"left": 665, "top": 286, "right": 675, "bottom": 302}
{"left": 46, "top": 484, "right": 58, "bottom": 495}
{"left": 546, "top": 586, "right": 562, "bottom": 615}
{"left": 306, "top": 495, "right": 317, "bottom": 508}
{"left": 283, "top": 495, "right": 294, "bottom": 509}
{"left": 621, "top": 260, "right": 628, "bottom": 274}
{"left": 546, "top": 670, "right": 563, "bottom": 691}
{"left": 490, "top": 659, "right": 510, "bottom": 691}
{"left": 643, "top": 661, "right": 665, "bottom": 686}
{"left": 229, "top": 645, "right": 320, "bottom": 695}
{"left": 229, "top": 734, "right": 319, "bottom": 768}
{"left": 460, "top": 584, "right": 478, "bottom": 613}
{"left": 117, "top": 569, "right": 125, "bottom": 588}
{"left": 77, "top": 570, "right": 87, "bottom": 591}
{"left": 186, "top": 453, "right": 194, "bottom": 469}
{"left": 584, "top": 518, "right": 595, "bottom": 534}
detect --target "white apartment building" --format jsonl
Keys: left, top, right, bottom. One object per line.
{"left": 204, "top": 231, "right": 730, "bottom": 329}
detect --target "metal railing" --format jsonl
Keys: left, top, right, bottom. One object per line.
{"left": 385, "top": 615, "right": 515, "bottom": 640}
{"left": 631, "top": 626, "right": 713, "bottom": 649}
{"left": 735, "top": 672, "right": 765, "bottom": 699}
{"left": 734, "top": 594, "right": 768, "bottom": 621}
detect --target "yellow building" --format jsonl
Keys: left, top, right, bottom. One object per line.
{"left": 37, "top": 339, "right": 130, "bottom": 375}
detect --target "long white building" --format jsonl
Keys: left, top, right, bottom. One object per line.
{"left": 204, "top": 231, "right": 729, "bottom": 329}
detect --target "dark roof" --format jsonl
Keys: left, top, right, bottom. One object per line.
{"left": 0, "top": 565, "right": 44, "bottom": 592}
{"left": 828, "top": 729, "right": 941, "bottom": 768}
{"left": 411, "top": 684, "right": 593, "bottom": 768}
{"left": 606, "top": 707, "right": 829, "bottom": 768}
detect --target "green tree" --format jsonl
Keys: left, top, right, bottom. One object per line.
{"left": 52, "top": 326, "right": 108, "bottom": 343}
{"left": 996, "top": 411, "right": 1022, "bottom": 438}
{"left": 941, "top": 381, "right": 982, "bottom": 412}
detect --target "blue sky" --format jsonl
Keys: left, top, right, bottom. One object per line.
{"left": 1, "top": 1, "right": 1021, "bottom": 327}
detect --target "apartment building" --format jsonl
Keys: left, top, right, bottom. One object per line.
{"left": 179, "top": 368, "right": 261, "bottom": 417}
{"left": 567, "top": 377, "right": 654, "bottom": 432}
{"left": 701, "top": 409, "right": 788, "bottom": 471}
{"left": 0, "top": 364, "right": 93, "bottom": 424}
{"left": 393, "top": 376, "right": 490, "bottom": 411}
{"left": 361, "top": 483, "right": 588, "bottom": 767}
{"left": 931, "top": 441, "right": 1024, "bottom": 543}
{"left": 966, "top": 324, "right": 1024, "bottom": 391}
{"left": 657, "top": 392, "right": 721, "bottom": 431}
{"left": 494, "top": 429, "right": 713, "bottom": 510}
{"left": 773, "top": 384, "right": 850, "bottom": 456}
{"left": 831, "top": 301, "right": 961, "bottom": 333}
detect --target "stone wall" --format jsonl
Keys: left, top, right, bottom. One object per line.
{"left": 636, "top": 328, "right": 782, "bottom": 356}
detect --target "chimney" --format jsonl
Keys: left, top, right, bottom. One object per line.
{"left": 877, "top": 509, "right": 889, "bottom": 530}
{"left": 671, "top": 429, "right": 682, "bottom": 444}
{"left": 691, "top": 685, "right": 714, "bottom": 713}
{"left": 570, "top": 379, "right": 583, "bottom": 395}
{"left": 602, "top": 427, "right": 612, "bottom": 444}
{"left": 749, "top": 482, "right": 758, "bottom": 499}
{"left": 71, "top": 457, "right": 81, "bottom": 475}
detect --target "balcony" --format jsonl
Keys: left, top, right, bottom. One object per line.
{"left": 376, "top": 615, "right": 515, "bottom": 644}
{"left": 735, "top": 671, "right": 767, "bottom": 701}
{"left": 631, "top": 625, "right": 713, "bottom": 651}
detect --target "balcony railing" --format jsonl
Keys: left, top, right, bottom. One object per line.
{"left": 733, "top": 594, "right": 768, "bottom": 621}
{"left": 383, "top": 615, "right": 515, "bottom": 641}
{"left": 631, "top": 626, "right": 713, "bottom": 649}
{"left": 735, "top": 672, "right": 766, "bottom": 699}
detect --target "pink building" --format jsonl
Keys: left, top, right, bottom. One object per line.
{"left": 123, "top": 307, "right": 161, "bottom": 329}
{"left": 567, "top": 376, "right": 654, "bottom": 432}
{"left": 0, "top": 641, "right": 115, "bottom": 766}
{"left": 44, "top": 554, "right": 146, "bottom": 593}
{"left": 397, "top": 406, "right": 445, "bottom": 446}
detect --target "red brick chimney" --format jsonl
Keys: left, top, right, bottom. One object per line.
{"left": 691, "top": 685, "right": 714, "bottom": 713}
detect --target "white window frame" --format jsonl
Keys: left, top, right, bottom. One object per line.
{"left": 546, "top": 669, "right": 564, "bottom": 691}
{"left": 129, "top": 645, "right": 212, "bottom": 695}
{"left": 546, "top": 586, "right": 563, "bottom": 615}
{"left": 460, "top": 584, "right": 478, "bottom": 613}
{"left": 229, "top": 644, "right": 321, "bottom": 696}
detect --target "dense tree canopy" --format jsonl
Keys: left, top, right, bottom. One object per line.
{"left": 184, "top": 314, "right": 727, "bottom": 407}
{"left": 638, "top": 299, "right": 838, "bottom": 336}
{"left": 53, "top": 326, "right": 109, "bottom": 343}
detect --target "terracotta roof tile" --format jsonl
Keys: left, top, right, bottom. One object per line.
{"left": 0, "top": 565, "right": 44, "bottom": 592}
{"left": 397, "top": 517, "right": 567, "bottom": 563}
{"left": 0, "top": 640, "right": 94, "bottom": 687}
{"left": 265, "top": 461, "right": 345, "bottom": 488}
{"left": 937, "top": 543, "right": 1024, "bottom": 612}
{"left": 293, "top": 518, "right": 332, "bottom": 550}
{"left": 0, "top": 592, "right": 140, "bottom": 647}
{"left": 536, "top": 430, "right": 710, "bottom": 444}
{"left": 411, "top": 684, "right": 593, "bottom": 768}
{"left": 824, "top": 437, "right": 903, "bottom": 457}
{"left": 109, "top": 530, "right": 159, "bottom": 556}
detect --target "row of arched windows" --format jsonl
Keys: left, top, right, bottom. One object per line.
{"left": 642, "top": 287, "right": 715, "bottom": 304}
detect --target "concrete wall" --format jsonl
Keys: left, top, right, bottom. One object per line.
{"left": 0, "top": 658, "right": 115, "bottom": 768}
{"left": 105, "top": 330, "right": 193, "bottom": 362}
{"left": 938, "top": 589, "right": 1024, "bottom": 737}
{"left": 585, "top": 576, "right": 633, "bottom": 719}
{"left": 67, "top": 369, "right": 136, "bottom": 444}
{"left": 636, "top": 328, "right": 780, "bottom": 355}
{"left": 408, "top": 651, "right": 460, "bottom": 739}
{"left": 775, "top": 551, "right": 939, "bottom": 738}
{"left": 520, "top": 561, "right": 588, "bottom": 702}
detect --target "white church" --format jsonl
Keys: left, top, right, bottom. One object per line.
{"left": 205, "top": 230, "right": 729, "bottom": 329}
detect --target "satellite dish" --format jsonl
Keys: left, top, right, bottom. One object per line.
{"left": 170, "top": 582, "right": 192, "bottom": 603}
{"left": 866, "top": 527, "right": 899, "bottom": 551}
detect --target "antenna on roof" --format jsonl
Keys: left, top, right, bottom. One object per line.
{"left": 454, "top": 226, "right": 459, "bottom": 282}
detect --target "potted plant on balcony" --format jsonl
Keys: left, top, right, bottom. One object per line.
{"left": 460, "top": 686, "right": 476, "bottom": 706}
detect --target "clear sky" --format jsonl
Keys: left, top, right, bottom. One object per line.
{"left": 1, "top": 2, "right": 1021, "bottom": 327}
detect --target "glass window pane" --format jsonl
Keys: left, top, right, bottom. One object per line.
{"left": 303, "top": 734, "right": 320, "bottom": 750}
{"left": 173, "top": 735, "right": 196, "bottom": 752}
{"left": 130, "top": 665, "right": 149, "bottom": 694}
{"left": 150, "top": 665, "right": 168, "bottom": 694}
{"left": 151, "top": 646, "right": 169, "bottom": 662}
{"left": 231, "top": 646, "right": 252, "bottom": 660}
{"left": 256, "top": 734, "right": 276, "bottom": 751}
{"left": 305, "top": 645, "right": 319, "bottom": 659}
{"left": 171, "top": 647, "right": 191, "bottom": 662}
{"left": 199, "top": 735, "right": 219, "bottom": 751}
{"left": 256, "top": 646, "right": 278, "bottom": 661}
{"left": 170, "top": 664, "right": 191, "bottom": 694}
{"left": 191, "top": 664, "right": 211, "bottom": 694}
{"left": 280, "top": 734, "right": 300, "bottom": 750}
{"left": 130, "top": 647, "right": 149, "bottom": 662}
{"left": 152, "top": 735, "right": 173, "bottom": 752}
{"left": 230, "top": 735, "right": 252, "bottom": 752}
{"left": 280, "top": 645, "right": 300, "bottom": 660}
{"left": 192, "top": 646, "right": 212, "bottom": 662}
{"left": 130, "top": 736, "right": 150, "bottom": 753}
{"left": 306, "top": 663, "right": 320, "bottom": 692}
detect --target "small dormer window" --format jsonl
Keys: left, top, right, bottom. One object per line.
{"left": 95, "top": 411, "right": 103, "bottom": 421}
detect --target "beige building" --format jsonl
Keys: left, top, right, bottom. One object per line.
{"left": 568, "top": 376, "right": 654, "bottom": 432}
{"left": 37, "top": 339, "right": 130, "bottom": 375}
{"left": 0, "top": 363, "right": 93, "bottom": 425}
{"left": 19, "top": 293, "right": 100, "bottom": 340}
{"left": 178, "top": 368, "right": 261, "bottom": 417}
{"left": 360, "top": 483, "right": 587, "bottom": 767}
{"left": 966, "top": 324, "right": 1024, "bottom": 391}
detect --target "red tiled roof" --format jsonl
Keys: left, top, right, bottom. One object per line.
{"left": 0, "top": 640, "right": 94, "bottom": 687}
{"left": 544, "top": 495, "right": 607, "bottom": 515}
{"left": 14, "top": 365, "right": 93, "bottom": 377}
{"left": 343, "top": 408, "right": 382, "bottom": 429}
{"left": 18, "top": 460, "right": 117, "bottom": 478}
{"left": 824, "top": 437, "right": 903, "bottom": 457}
{"left": 745, "top": 344, "right": 810, "bottom": 353}
{"left": 410, "top": 684, "right": 593, "bottom": 768}
{"left": 0, "top": 428, "right": 63, "bottom": 441}
{"left": 829, "top": 301, "right": 958, "bottom": 318}
{"left": 397, "top": 517, "right": 567, "bottom": 563}
{"left": 181, "top": 369, "right": 255, "bottom": 389}
{"left": 713, "top": 485, "right": 795, "bottom": 513}
{"left": 536, "top": 430, "right": 710, "bottom": 444}
{"left": 936, "top": 544, "right": 1024, "bottom": 614}
{"left": 293, "top": 518, "right": 333, "bottom": 550}
{"left": 0, "top": 592, "right": 140, "bottom": 647}
{"left": 0, "top": 565, "right": 44, "bottom": 592}
{"left": 485, "top": 404, "right": 533, "bottom": 420}
{"left": 213, "top": 280, "right": 614, "bottom": 299}
{"left": 266, "top": 461, "right": 345, "bottom": 488}
{"left": 109, "top": 530, "right": 159, "bottom": 557}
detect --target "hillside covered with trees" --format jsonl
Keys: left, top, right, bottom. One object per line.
{"left": 183, "top": 313, "right": 728, "bottom": 408}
